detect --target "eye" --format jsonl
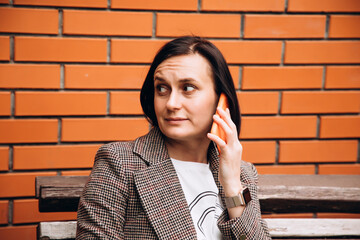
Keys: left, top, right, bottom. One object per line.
{"left": 183, "top": 85, "right": 196, "bottom": 92}
{"left": 155, "top": 84, "right": 169, "bottom": 95}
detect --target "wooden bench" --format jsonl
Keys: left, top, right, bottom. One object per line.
{"left": 36, "top": 175, "right": 360, "bottom": 239}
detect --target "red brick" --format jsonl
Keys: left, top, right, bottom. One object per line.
{"left": 0, "top": 8, "right": 58, "bottom": 34}
{"left": 0, "top": 36, "right": 10, "bottom": 61}
{"left": 202, "top": 0, "right": 285, "bottom": 12}
{"left": 325, "top": 66, "right": 360, "bottom": 89}
{"left": 318, "top": 164, "right": 360, "bottom": 175}
{"left": 317, "top": 213, "right": 360, "bottom": 218}
{"left": 215, "top": 40, "right": 282, "bottom": 64}
{"left": 0, "top": 225, "right": 37, "bottom": 240}
{"left": 15, "top": 91, "right": 107, "bottom": 116}
{"left": 62, "top": 170, "right": 91, "bottom": 176}
{"left": 111, "top": 0, "right": 197, "bottom": 11}
{"left": 0, "top": 119, "right": 58, "bottom": 143}
{"left": 329, "top": 15, "right": 360, "bottom": 38}
{"left": 15, "top": 37, "right": 107, "bottom": 62}
{"left": 63, "top": 10, "right": 152, "bottom": 36}
{"left": 14, "top": 0, "right": 107, "bottom": 8}
{"left": 0, "top": 172, "right": 56, "bottom": 197}
{"left": 62, "top": 118, "right": 149, "bottom": 142}
{"left": 288, "top": 0, "right": 360, "bottom": 12}
{"left": 281, "top": 91, "right": 360, "bottom": 114}
{"left": 256, "top": 165, "right": 315, "bottom": 175}
{"left": 244, "top": 15, "right": 326, "bottom": 38}
{"left": 111, "top": 39, "right": 167, "bottom": 63}
{"left": 0, "top": 64, "right": 60, "bottom": 89}
{"left": 242, "top": 141, "right": 276, "bottom": 164}
{"left": 285, "top": 41, "right": 360, "bottom": 64}
{"left": 320, "top": 116, "right": 360, "bottom": 138}
{"left": 13, "top": 144, "right": 100, "bottom": 170}
{"left": 156, "top": 13, "right": 241, "bottom": 38}
{"left": 0, "top": 0, "right": 8, "bottom": 3}
{"left": 279, "top": 140, "right": 358, "bottom": 163}
{"left": 242, "top": 66, "right": 323, "bottom": 90}
{"left": 13, "top": 199, "right": 76, "bottom": 224}
{"left": 110, "top": 91, "right": 142, "bottom": 115}
{"left": 237, "top": 92, "right": 279, "bottom": 115}
{"left": 240, "top": 116, "right": 317, "bottom": 139}
{"left": 0, "top": 147, "right": 8, "bottom": 171}
{"left": 0, "top": 92, "right": 10, "bottom": 116}
{"left": 65, "top": 65, "right": 148, "bottom": 89}
{"left": 0, "top": 200, "right": 8, "bottom": 224}
{"left": 229, "top": 66, "right": 240, "bottom": 89}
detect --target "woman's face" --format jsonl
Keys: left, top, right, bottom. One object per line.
{"left": 154, "top": 53, "right": 218, "bottom": 142}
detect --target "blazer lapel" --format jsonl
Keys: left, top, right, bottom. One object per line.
{"left": 133, "top": 128, "right": 197, "bottom": 239}
{"left": 208, "top": 142, "right": 226, "bottom": 206}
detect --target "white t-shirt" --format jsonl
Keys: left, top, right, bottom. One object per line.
{"left": 171, "top": 158, "right": 224, "bottom": 240}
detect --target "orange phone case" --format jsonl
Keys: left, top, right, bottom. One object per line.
{"left": 210, "top": 93, "right": 229, "bottom": 152}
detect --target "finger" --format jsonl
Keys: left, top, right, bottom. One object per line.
{"left": 213, "top": 114, "right": 232, "bottom": 137}
{"left": 216, "top": 108, "right": 238, "bottom": 138}
{"left": 217, "top": 107, "right": 237, "bottom": 131}
{"left": 207, "top": 133, "right": 226, "bottom": 149}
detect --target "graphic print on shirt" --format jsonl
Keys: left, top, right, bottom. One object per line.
{"left": 188, "top": 191, "right": 224, "bottom": 237}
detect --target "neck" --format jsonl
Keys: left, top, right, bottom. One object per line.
{"left": 165, "top": 136, "right": 211, "bottom": 164}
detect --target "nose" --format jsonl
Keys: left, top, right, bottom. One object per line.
{"left": 166, "top": 91, "right": 182, "bottom": 110}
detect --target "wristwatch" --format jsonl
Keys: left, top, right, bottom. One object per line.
{"left": 224, "top": 187, "right": 252, "bottom": 208}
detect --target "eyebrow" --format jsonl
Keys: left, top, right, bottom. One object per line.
{"left": 154, "top": 77, "right": 197, "bottom": 83}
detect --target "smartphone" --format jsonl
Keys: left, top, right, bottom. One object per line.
{"left": 210, "top": 93, "right": 229, "bottom": 152}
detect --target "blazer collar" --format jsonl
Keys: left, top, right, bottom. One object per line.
{"left": 133, "top": 126, "right": 221, "bottom": 168}
{"left": 132, "top": 127, "right": 225, "bottom": 238}
{"left": 133, "top": 127, "right": 170, "bottom": 165}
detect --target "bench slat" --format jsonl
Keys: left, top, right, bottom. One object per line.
{"left": 36, "top": 175, "right": 360, "bottom": 213}
{"left": 38, "top": 219, "right": 360, "bottom": 240}
{"left": 267, "top": 219, "right": 360, "bottom": 237}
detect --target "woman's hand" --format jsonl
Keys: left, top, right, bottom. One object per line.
{"left": 207, "top": 107, "right": 243, "bottom": 197}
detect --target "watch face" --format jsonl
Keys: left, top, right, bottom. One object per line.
{"left": 242, "top": 187, "right": 252, "bottom": 204}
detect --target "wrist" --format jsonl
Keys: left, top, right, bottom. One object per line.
{"left": 223, "top": 181, "right": 243, "bottom": 197}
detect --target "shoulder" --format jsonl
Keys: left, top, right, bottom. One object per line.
{"left": 97, "top": 141, "right": 135, "bottom": 158}
{"left": 93, "top": 140, "right": 145, "bottom": 173}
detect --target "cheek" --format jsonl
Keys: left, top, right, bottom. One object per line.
{"left": 193, "top": 97, "right": 217, "bottom": 119}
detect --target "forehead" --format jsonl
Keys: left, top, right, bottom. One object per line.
{"left": 154, "top": 53, "right": 212, "bottom": 79}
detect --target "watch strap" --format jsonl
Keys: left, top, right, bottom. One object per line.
{"left": 224, "top": 187, "right": 252, "bottom": 208}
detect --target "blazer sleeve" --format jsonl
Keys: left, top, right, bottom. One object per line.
{"left": 217, "top": 162, "right": 272, "bottom": 240}
{"left": 76, "top": 144, "right": 129, "bottom": 239}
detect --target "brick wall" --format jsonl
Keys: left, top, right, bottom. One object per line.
{"left": 0, "top": 0, "right": 359, "bottom": 238}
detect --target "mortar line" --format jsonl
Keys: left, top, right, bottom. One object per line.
{"left": 284, "top": 0, "right": 289, "bottom": 12}
{"left": 60, "top": 65, "right": 65, "bottom": 89}
{"left": 240, "top": 14, "right": 245, "bottom": 39}
{"left": 280, "top": 41, "right": 285, "bottom": 66}
{"left": 107, "top": 38, "right": 111, "bottom": 63}
{"left": 325, "top": 15, "right": 330, "bottom": 39}
{"left": 9, "top": 145, "right": 13, "bottom": 172}
{"left": 10, "top": 91, "right": 15, "bottom": 118}
{"left": 59, "top": 10, "right": 63, "bottom": 37}
{"left": 238, "top": 66, "right": 243, "bottom": 90}
{"left": 321, "top": 66, "right": 326, "bottom": 90}
{"left": 152, "top": 12, "right": 157, "bottom": 38}
{"left": 8, "top": 200, "right": 13, "bottom": 225}
{"left": 58, "top": 119, "right": 62, "bottom": 144}
{"left": 10, "top": 36, "right": 14, "bottom": 63}
{"left": 107, "top": 91, "right": 111, "bottom": 115}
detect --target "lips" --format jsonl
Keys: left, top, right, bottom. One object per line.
{"left": 165, "top": 117, "right": 188, "bottom": 124}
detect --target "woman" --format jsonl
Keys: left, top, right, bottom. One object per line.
{"left": 76, "top": 36, "right": 271, "bottom": 239}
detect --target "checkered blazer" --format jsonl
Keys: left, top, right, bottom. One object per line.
{"left": 76, "top": 127, "right": 271, "bottom": 239}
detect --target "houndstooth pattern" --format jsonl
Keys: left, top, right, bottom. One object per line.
{"left": 76, "top": 127, "right": 271, "bottom": 239}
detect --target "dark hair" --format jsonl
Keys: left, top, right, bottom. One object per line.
{"left": 140, "top": 36, "right": 241, "bottom": 135}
